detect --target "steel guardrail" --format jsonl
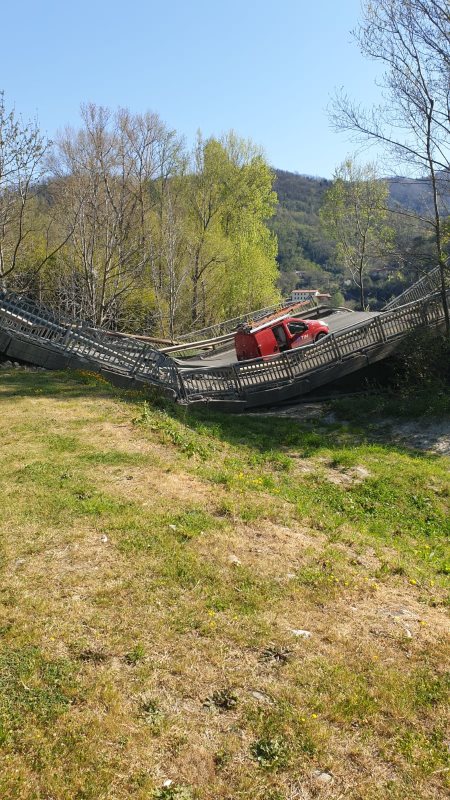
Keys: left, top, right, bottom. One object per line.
{"left": 177, "top": 290, "right": 448, "bottom": 402}
{"left": 0, "top": 289, "right": 182, "bottom": 394}
{"left": 0, "top": 274, "right": 448, "bottom": 405}
{"left": 383, "top": 266, "right": 442, "bottom": 310}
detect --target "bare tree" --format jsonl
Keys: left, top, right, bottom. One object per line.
{"left": 54, "top": 104, "right": 185, "bottom": 330}
{"left": 122, "top": 109, "right": 187, "bottom": 335}
{"left": 321, "top": 159, "right": 394, "bottom": 310}
{"left": 0, "top": 92, "right": 53, "bottom": 288}
{"left": 149, "top": 179, "right": 191, "bottom": 339}
{"left": 332, "top": 0, "right": 450, "bottom": 331}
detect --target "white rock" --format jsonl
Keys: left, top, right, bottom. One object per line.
{"left": 168, "top": 524, "right": 177, "bottom": 531}
{"left": 228, "top": 554, "right": 241, "bottom": 566}
{"left": 291, "top": 629, "right": 312, "bottom": 638}
{"left": 313, "top": 770, "right": 333, "bottom": 784}
{"left": 251, "top": 690, "right": 272, "bottom": 704}
{"left": 100, "top": 535, "right": 108, "bottom": 543}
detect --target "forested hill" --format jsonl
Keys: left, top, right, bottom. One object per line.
{"left": 388, "top": 172, "right": 450, "bottom": 214}
{"left": 271, "top": 170, "right": 333, "bottom": 279}
{"left": 274, "top": 168, "right": 450, "bottom": 215}
{"left": 271, "top": 168, "right": 448, "bottom": 308}
{"left": 273, "top": 170, "right": 332, "bottom": 208}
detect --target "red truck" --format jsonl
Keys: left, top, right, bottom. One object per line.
{"left": 234, "top": 315, "right": 329, "bottom": 361}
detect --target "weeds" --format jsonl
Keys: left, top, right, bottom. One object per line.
{"left": 250, "top": 736, "right": 290, "bottom": 769}
{"left": 135, "top": 404, "right": 210, "bottom": 459}
{"left": 140, "top": 698, "right": 165, "bottom": 732}
{"left": 204, "top": 687, "right": 238, "bottom": 711}
{"left": 0, "top": 647, "right": 76, "bottom": 738}
{"left": 77, "top": 647, "right": 108, "bottom": 663}
{"left": 260, "top": 646, "right": 293, "bottom": 665}
{"left": 124, "top": 644, "right": 146, "bottom": 665}
{"left": 152, "top": 784, "right": 195, "bottom": 800}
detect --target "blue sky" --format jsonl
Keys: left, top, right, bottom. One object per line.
{"left": 2, "top": 0, "right": 385, "bottom": 177}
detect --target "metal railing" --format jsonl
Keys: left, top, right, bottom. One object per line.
{"left": 178, "top": 290, "right": 448, "bottom": 402}
{"left": 383, "top": 266, "right": 442, "bottom": 310}
{"left": 0, "top": 289, "right": 182, "bottom": 395}
{"left": 176, "top": 297, "right": 320, "bottom": 343}
{"left": 0, "top": 274, "right": 448, "bottom": 406}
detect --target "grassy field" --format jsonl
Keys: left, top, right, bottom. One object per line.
{"left": 0, "top": 368, "right": 448, "bottom": 800}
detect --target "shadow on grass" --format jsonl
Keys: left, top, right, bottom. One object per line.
{"left": 0, "top": 368, "right": 143, "bottom": 403}
{"left": 1, "top": 367, "right": 448, "bottom": 463}
{"left": 176, "top": 403, "right": 450, "bottom": 461}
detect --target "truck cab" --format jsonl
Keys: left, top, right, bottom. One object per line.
{"left": 234, "top": 316, "right": 329, "bottom": 361}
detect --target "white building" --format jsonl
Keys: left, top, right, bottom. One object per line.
{"left": 291, "top": 288, "right": 332, "bottom": 304}
{"left": 291, "top": 289, "right": 321, "bottom": 302}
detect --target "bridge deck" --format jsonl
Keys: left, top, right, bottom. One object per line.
{"left": 0, "top": 266, "right": 447, "bottom": 409}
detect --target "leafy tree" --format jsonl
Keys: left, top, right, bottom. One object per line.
{"left": 320, "top": 159, "right": 394, "bottom": 309}
{"left": 330, "top": 289, "right": 345, "bottom": 307}
{"left": 184, "top": 132, "right": 279, "bottom": 327}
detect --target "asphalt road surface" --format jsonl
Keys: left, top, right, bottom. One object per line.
{"left": 176, "top": 309, "right": 380, "bottom": 369}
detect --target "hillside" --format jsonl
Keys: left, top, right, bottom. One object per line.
{"left": 270, "top": 171, "right": 335, "bottom": 294}
{"left": 0, "top": 367, "right": 448, "bottom": 800}
{"left": 388, "top": 172, "right": 450, "bottom": 215}
{"left": 271, "top": 169, "right": 448, "bottom": 308}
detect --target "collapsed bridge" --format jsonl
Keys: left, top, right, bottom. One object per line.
{"left": 0, "top": 267, "right": 448, "bottom": 411}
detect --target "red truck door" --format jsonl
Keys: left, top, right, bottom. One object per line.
{"left": 256, "top": 326, "right": 280, "bottom": 355}
{"left": 285, "top": 320, "right": 313, "bottom": 349}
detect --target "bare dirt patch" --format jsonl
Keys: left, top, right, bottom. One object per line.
{"left": 387, "top": 418, "right": 450, "bottom": 455}
{"left": 320, "top": 461, "right": 372, "bottom": 486}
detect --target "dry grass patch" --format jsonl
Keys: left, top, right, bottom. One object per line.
{"left": 0, "top": 370, "right": 448, "bottom": 800}
{"left": 98, "top": 465, "right": 213, "bottom": 507}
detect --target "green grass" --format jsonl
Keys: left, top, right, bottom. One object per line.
{"left": 0, "top": 646, "right": 76, "bottom": 741}
{"left": 0, "top": 368, "right": 448, "bottom": 800}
